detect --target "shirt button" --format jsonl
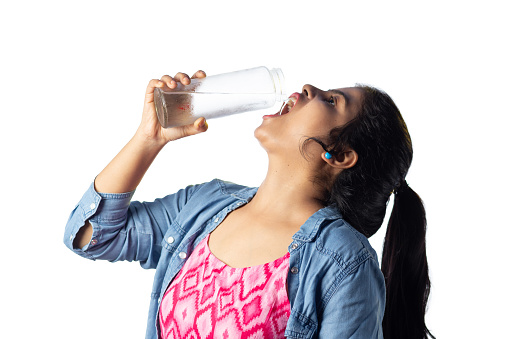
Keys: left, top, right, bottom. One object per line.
{"left": 291, "top": 243, "right": 298, "bottom": 250}
{"left": 158, "top": 297, "right": 161, "bottom": 303}
{"left": 90, "top": 239, "right": 98, "bottom": 246}
{"left": 214, "top": 218, "right": 219, "bottom": 223}
{"left": 178, "top": 252, "right": 187, "bottom": 259}
{"left": 237, "top": 202, "right": 242, "bottom": 206}
{"left": 167, "top": 236, "right": 175, "bottom": 244}
{"left": 90, "top": 203, "right": 96, "bottom": 210}
{"left": 69, "top": 235, "right": 74, "bottom": 241}
{"left": 291, "top": 267, "right": 299, "bottom": 274}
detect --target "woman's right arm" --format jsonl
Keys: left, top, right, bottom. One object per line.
{"left": 73, "top": 71, "right": 208, "bottom": 249}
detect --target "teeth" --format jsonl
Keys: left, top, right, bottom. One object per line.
{"left": 278, "top": 96, "right": 297, "bottom": 115}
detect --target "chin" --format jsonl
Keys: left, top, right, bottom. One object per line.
{"left": 256, "top": 123, "right": 282, "bottom": 154}
{"left": 253, "top": 124, "right": 266, "bottom": 146}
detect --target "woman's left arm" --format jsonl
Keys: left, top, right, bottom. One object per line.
{"left": 319, "top": 257, "right": 386, "bottom": 338}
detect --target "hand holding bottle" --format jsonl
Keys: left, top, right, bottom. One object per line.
{"left": 136, "top": 70, "right": 208, "bottom": 146}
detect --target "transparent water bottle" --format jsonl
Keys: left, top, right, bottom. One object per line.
{"left": 154, "top": 66, "right": 286, "bottom": 128}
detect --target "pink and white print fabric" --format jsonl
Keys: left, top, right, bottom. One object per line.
{"left": 159, "top": 234, "right": 291, "bottom": 339}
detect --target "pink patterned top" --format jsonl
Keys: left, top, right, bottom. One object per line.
{"left": 159, "top": 234, "right": 291, "bottom": 339}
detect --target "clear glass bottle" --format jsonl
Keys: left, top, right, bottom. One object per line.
{"left": 154, "top": 66, "right": 286, "bottom": 128}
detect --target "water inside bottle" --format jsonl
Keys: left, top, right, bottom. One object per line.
{"left": 155, "top": 91, "right": 277, "bottom": 128}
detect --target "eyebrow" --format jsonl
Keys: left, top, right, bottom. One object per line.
{"left": 329, "top": 89, "right": 349, "bottom": 107}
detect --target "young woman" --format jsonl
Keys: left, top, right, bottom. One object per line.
{"left": 64, "top": 70, "right": 433, "bottom": 338}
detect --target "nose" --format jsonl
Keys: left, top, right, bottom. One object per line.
{"left": 302, "top": 84, "right": 320, "bottom": 99}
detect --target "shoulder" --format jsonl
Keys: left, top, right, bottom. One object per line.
{"left": 313, "top": 219, "right": 385, "bottom": 307}
{"left": 213, "top": 179, "right": 251, "bottom": 194}
{"left": 315, "top": 218, "right": 380, "bottom": 274}
{"left": 200, "top": 179, "right": 257, "bottom": 201}
{"left": 291, "top": 217, "right": 385, "bottom": 326}
{"left": 158, "top": 179, "right": 255, "bottom": 212}
{"left": 176, "top": 179, "right": 251, "bottom": 198}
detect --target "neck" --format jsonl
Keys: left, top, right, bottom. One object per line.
{"left": 247, "top": 156, "right": 326, "bottom": 227}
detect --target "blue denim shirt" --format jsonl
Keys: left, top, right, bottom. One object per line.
{"left": 64, "top": 179, "right": 385, "bottom": 338}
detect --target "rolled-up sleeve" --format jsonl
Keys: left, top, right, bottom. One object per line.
{"left": 63, "top": 181, "right": 202, "bottom": 269}
{"left": 319, "top": 257, "right": 386, "bottom": 338}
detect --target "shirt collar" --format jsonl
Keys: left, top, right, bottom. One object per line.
{"left": 292, "top": 205, "right": 342, "bottom": 242}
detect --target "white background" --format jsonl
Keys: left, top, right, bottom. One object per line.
{"left": 1, "top": 1, "right": 507, "bottom": 338}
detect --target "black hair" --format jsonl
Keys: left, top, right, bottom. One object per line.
{"left": 306, "top": 85, "right": 434, "bottom": 339}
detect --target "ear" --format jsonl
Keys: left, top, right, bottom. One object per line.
{"left": 322, "top": 149, "right": 358, "bottom": 170}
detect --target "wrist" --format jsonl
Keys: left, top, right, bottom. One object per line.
{"left": 132, "top": 129, "right": 168, "bottom": 152}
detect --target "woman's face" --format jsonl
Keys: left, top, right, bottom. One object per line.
{"left": 255, "top": 84, "right": 364, "bottom": 158}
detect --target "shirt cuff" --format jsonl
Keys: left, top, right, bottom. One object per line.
{"left": 63, "top": 182, "right": 135, "bottom": 255}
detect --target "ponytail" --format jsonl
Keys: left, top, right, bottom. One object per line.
{"left": 306, "top": 85, "right": 434, "bottom": 337}
{"left": 381, "top": 181, "right": 434, "bottom": 339}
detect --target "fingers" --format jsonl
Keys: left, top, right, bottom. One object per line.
{"left": 173, "top": 72, "right": 192, "bottom": 85}
{"left": 155, "top": 70, "right": 206, "bottom": 91}
{"left": 171, "top": 117, "right": 208, "bottom": 140}
{"left": 175, "top": 70, "right": 206, "bottom": 82}
{"left": 145, "top": 79, "right": 164, "bottom": 98}
{"left": 155, "top": 74, "right": 186, "bottom": 90}
{"left": 191, "top": 70, "right": 206, "bottom": 79}
{"left": 194, "top": 117, "right": 208, "bottom": 132}
{"left": 187, "top": 117, "right": 208, "bottom": 135}
{"left": 160, "top": 75, "right": 176, "bottom": 89}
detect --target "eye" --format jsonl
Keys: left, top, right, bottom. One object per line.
{"left": 326, "top": 96, "right": 336, "bottom": 106}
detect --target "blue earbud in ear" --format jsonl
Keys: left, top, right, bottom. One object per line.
{"left": 325, "top": 152, "right": 333, "bottom": 159}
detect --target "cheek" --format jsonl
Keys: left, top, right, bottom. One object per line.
{"left": 292, "top": 116, "right": 337, "bottom": 137}
{"left": 293, "top": 104, "right": 342, "bottom": 135}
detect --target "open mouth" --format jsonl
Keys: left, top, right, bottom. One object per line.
{"left": 278, "top": 93, "right": 300, "bottom": 115}
{"left": 263, "top": 93, "right": 300, "bottom": 120}
{"left": 279, "top": 96, "right": 298, "bottom": 115}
